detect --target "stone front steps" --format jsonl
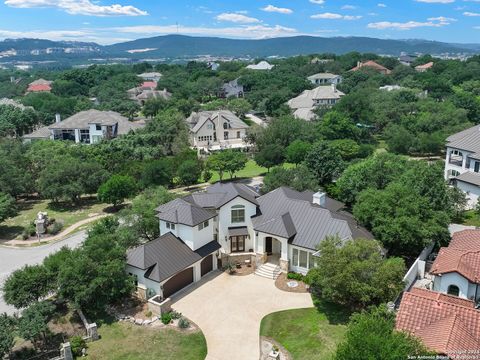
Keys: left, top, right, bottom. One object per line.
{"left": 255, "top": 263, "right": 282, "bottom": 280}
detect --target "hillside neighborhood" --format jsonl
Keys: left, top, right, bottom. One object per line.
{"left": 3, "top": 2, "right": 480, "bottom": 360}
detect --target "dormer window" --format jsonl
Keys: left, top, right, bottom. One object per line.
{"left": 223, "top": 122, "right": 229, "bottom": 129}
{"left": 166, "top": 222, "right": 176, "bottom": 230}
{"left": 95, "top": 124, "right": 102, "bottom": 131}
{"left": 231, "top": 205, "right": 245, "bottom": 223}
{"left": 198, "top": 220, "right": 209, "bottom": 230}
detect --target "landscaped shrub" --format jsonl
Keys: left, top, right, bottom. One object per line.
{"left": 48, "top": 221, "right": 64, "bottom": 235}
{"left": 170, "top": 310, "right": 182, "bottom": 320}
{"left": 287, "top": 272, "right": 304, "bottom": 281}
{"left": 178, "top": 317, "right": 190, "bottom": 329}
{"left": 161, "top": 312, "right": 172, "bottom": 325}
{"left": 69, "top": 335, "right": 86, "bottom": 357}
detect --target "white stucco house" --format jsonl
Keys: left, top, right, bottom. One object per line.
{"left": 185, "top": 110, "right": 249, "bottom": 152}
{"left": 23, "top": 110, "right": 145, "bottom": 144}
{"left": 287, "top": 84, "right": 345, "bottom": 121}
{"left": 444, "top": 125, "right": 480, "bottom": 208}
{"left": 246, "top": 61, "right": 274, "bottom": 70}
{"left": 430, "top": 229, "right": 480, "bottom": 302}
{"left": 307, "top": 73, "right": 342, "bottom": 86}
{"left": 125, "top": 183, "right": 372, "bottom": 301}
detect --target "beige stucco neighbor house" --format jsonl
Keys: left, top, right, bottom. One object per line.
{"left": 185, "top": 110, "right": 249, "bottom": 151}
{"left": 307, "top": 73, "right": 342, "bottom": 86}
{"left": 288, "top": 84, "right": 345, "bottom": 121}
{"left": 125, "top": 183, "right": 372, "bottom": 300}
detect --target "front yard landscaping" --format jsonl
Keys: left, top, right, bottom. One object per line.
{"left": 0, "top": 197, "right": 109, "bottom": 240}
{"left": 260, "top": 300, "right": 349, "bottom": 360}
{"left": 461, "top": 209, "right": 480, "bottom": 227}
{"left": 85, "top": 322, "right": 207, "bottom": 360}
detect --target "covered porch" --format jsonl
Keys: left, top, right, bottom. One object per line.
{"left": 255, "top": 231, "right": 289, "bottom": 272}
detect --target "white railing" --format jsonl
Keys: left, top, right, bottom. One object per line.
{"left": 403, "top": 242, "right": 435, "bottom": 290}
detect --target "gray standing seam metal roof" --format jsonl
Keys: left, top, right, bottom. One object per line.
{"left": 186, "top": 110, "right": 249, "bottom": 134}
{"left": 252, "top": 187, "right": 371, "bottom": 250}
{"left": 228, "top": 227, "right": 250, "bottom": 237}
{"left": 455, "top": 171, "right": 480, "bottom": 187}
{"left": 156, "top": 198, "right": 217, "bottom": 226}
{"left": 126, "top": 232, "right": 220, "bottom": 283}
{"left": 446, "top": 125, "right": 480, "bottom": 159}
{"left": 183, "top": 182, "right": 259, "bottom": 209}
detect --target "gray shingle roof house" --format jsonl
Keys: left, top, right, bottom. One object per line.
{"left": 445, "top": 125, "right": 480, "bottom": 208}
{"left": 23, "top": 109, "right": 145, "bottom": 144}
{"left": 288, "top": 84, "right": 345, "bottom": 121}
{"left": 125, "top": 183, "right": 372, "bottom": 301}
{"left": 220, "top": 78, "right": 244, "bottom": 98}
{"left": 185, "top": 110, "right": 249, "bottom": 151}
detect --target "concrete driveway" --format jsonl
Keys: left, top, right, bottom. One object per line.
{"left": 171, "top": 271, "right": 313, "bottom": 360}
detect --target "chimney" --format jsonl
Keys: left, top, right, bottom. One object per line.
{"left": 55, "top": 113, "right": 61, "bottom": 123}
{"left": 331, "top": 83, "right": 336, "bottom": 92}
{"left": 357, "top": 61, "right": 361, "bottom": 67}
{"left": 312, "top": 191, "right": 326, "bottom": 207}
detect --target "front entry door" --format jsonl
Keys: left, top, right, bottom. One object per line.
{"left": 265, "top": 237, "right": 272, "bottom": 255}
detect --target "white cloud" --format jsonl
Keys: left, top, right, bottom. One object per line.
{"left": 215, "top": 12, "right": 260, "bottom": 23}
{"left": 113, "top": 24, "right": 299, "bottom": 39}
{"left": 341, "top": 5, "right": 356, "bottom": 10}
{"left": 464, "top": 11, "right": 480, "bottom": 16}
{"left": 367, "top": 17, "right": 453, "bottom": 30}
{"left": 414, "top": 0, "right": 455, "bottom": 3}
{"left": 310, "top": 0, "right": 325, "bottom": 4}
{"left": 261, "top": 5, "right": 293, "bottom": 14}
{"left": 4, "top": 0, "right": 148, "bottom": 16}
{"left": 311, "top": 12, "right": 362, "bottom": 20}
{"left": 377, "top": 3, "right": 387, "bottom": 7}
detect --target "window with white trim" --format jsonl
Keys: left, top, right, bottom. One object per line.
{"left": 231, "top": 205, "right": 245, "bottom": 223}
{"left": 198, "top": 220, "right": 209, "bottom": 230}
{"left": 166, "top": 222, "right": 176, "bottom": 230}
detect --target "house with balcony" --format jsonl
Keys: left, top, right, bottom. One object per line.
{"left": 307, "top": 73, "right": 342, "bottom": 86}
{"left": 444, "top": 125, "right": 480, "bottom": 208}
{"left": 125, "top": 183, "right": 373, "bottom": 301}
{"left": 185, "top": 110, "right": 249, "bottom": 152}
{"left": 287, "top": 84, "right": 345, "bottom": 121}
{"left": 23, "top": 109, "right": 145, "bottom": 144}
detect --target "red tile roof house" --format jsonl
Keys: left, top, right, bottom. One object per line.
{"left": 396, "top": 288, "right": 480, "bottom": 357}
{"left": 350, "top": 60, "right": 391, "bottom": 75}
{"left": 430, "top": 229, "right": 480, "bottom": 302}
{"left": 26, "top": 78, "right": 52, "bottom": 93}
{"left": 415, "top": 62, "right": 434, "bottom": 73}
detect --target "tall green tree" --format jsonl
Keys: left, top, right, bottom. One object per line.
{"left": 305, "top": 141, "right": 344, "bottom": 185}
{"left": 335, "top": 306, "right": 432, "bottom": 360}
{"left": 98, "top": 175, "right": 137, "bottom": 209}
{"left": 0, "top": 192, "right": 16, "bottom": 222}
{"left": 18, "top": 301, "right": 56, "bottom": 347}
{"left": 254, "top": 144, "right": 285, "bottom": 172}
{"left": 285, "top": 140, "right": 311, "bottom": 166}
{"left": 177, "top": 159, "right": 202, "bottom": 187}
{"left": 0, "top": 314, "right": 14, "bottom": 359}
{"left": 306, "top": 237, "right": 405, "bottom": 310}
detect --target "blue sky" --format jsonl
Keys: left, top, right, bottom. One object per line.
{"left": 0, "top": 0, "right": 479, "bottom": 44}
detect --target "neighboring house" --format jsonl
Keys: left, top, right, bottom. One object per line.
{"left": 220, "top": 78, "right": 244, "bottom": 98}
{"left": 379, "top": 85, "right": 403, "bottom": 91}
{"left": 207, "top": 62, "right": 220, "bottom": 71}
{"left": 444, "top": 125, "right": 480, "bottom": 208}
{"left": 396, "top": 288, "right": 480, "bottom": 356}
{"left": 398, "top": 54, "right": 417, "bottom": 66}
{"left": 415, "top": 62, "right": 434, "bottom": 72}
{"left": 287, "top": 84, "right": 345, "bottom": 121}
{"left": 138, "top": 72, "right": 162, "bottom": 82}
{"left": 0, "top": 98, "right": 33, "bottom": 110}
{"left": 125, "top": 184, "right": 373, "bottom": 300}
{"left": 350, "top": 60, "right": 391, "bottom": 75}
{"left": 310, "top": 57, "right": 333, "bottom": 64}
{"left": 23, "top": 109, "right": 145, "bottom": 144}
{"left": 246, "top": 61, "right": 274, "bottom": 70}
{"left": 127, "top": 81, "right": 171, "bottom": 105}
{"left": 26, "top": 78, "right": 52, "bottom": 93}
{"left": 185, "top": 110, "right": 249, "bottom": 151}
{"left": 430, "top": 229, "right": 480, "bottom": 301}
{"left": 307, "top": 73, "right": 342, "bottom": 86}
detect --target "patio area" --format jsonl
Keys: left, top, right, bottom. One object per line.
{"left": 170, "top": 271, "right": 313, "bottom": 360}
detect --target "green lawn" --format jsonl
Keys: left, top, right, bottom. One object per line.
{"left": 85, "top": 322, "right": 207, "bottom": 360}
{"left": 207, "top": 160, "right": 295, "bottom": 183}
{"left": 461, "top": 209, "right": 480, "bottom": 227}
{"left": 260, "top": 301, "right": 349, "bottom": 360}
{"left": 0, "top": 197, "right": 109, "bottom": 240}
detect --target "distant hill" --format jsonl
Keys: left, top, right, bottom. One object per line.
{"left": 0, "top": 35, "right": 478, "bottom": 65}
{"left": 104, "top": 35, "right": 477, "bottom": 58}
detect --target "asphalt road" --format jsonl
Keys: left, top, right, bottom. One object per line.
{"left": 0, "top": 231, "right": 86, "bottom": 315}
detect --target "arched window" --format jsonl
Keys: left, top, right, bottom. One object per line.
{"left": 447, "top": 285, "right": 460, "bottom": 297}
{"left": 231, "top": 205, "right": 245, "bottom": 223}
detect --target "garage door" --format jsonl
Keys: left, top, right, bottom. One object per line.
{"left": 201, "top": 255, "right": 213, "bottom": 277}
{"left": 162, "top": 267, "right": 194, "bottom": 298}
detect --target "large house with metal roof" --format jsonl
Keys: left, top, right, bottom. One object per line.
{"left": 288, "top": 84, "right": 345, "bottom": 121}
{"left": 444, "top": 124, "right": 480, "bottom": 208}
{"left": 23, "top": 109, "right": 145, "bottom": 144}
{"left": 185, "top": 110, "right": 249, "bottom": 152}
{"left": 125, "top": 183, "right": 372, "bottom": 301}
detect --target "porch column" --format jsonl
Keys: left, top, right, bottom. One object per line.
{"left": 462, "top": 152, "right": 467, "bottom": 170}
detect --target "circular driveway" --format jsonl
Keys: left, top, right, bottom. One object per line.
{"left": 171, "top": 271, "right": 313, "bottom": 360}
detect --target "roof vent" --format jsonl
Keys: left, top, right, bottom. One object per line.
{"left": 313, "top": 191, "right": 326, "bottom": 207}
